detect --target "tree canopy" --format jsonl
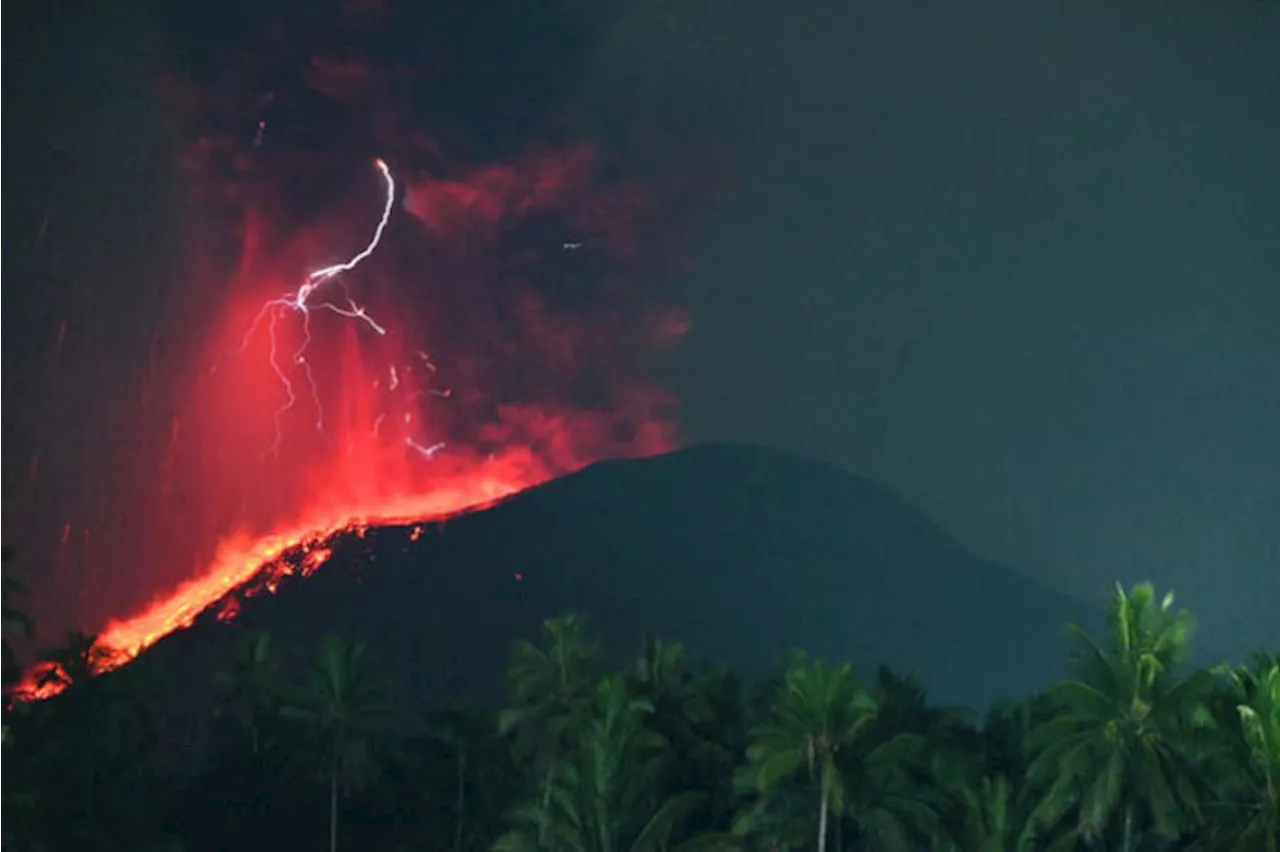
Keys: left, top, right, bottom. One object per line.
{"left": 2, "top": 581, "right": 1276, "bottom": 851}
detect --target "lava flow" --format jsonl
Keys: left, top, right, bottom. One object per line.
{"left": 100, "top": 448, "right": 565, "bottom": 657}
{"left": 14, "top": 144, "right": 686, "bottom": 701}
{"left": 15, "top": 461, "right": 536, "bottom": 700}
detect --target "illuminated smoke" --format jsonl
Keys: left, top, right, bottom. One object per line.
{"left": 10, "top": 3, "right": 721, "bottom": 697}
{"left": 234, "top": 158, "right": 395, "bottom": 450}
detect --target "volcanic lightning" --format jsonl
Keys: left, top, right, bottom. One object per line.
{"left": 237, "top": 158, "right": 396, "bottom": 448}
{"left": 13, "top": 137, "right": 694, "bottom": 705}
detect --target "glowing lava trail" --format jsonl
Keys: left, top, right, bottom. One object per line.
{"left": 16, "top": 455, "right": 551, "bottom": 700}
{"left": 14, "top": 145, "right": 688, "bottom": 703}
{"left": 238, "top": 158, "right": 397, "bottom": 449}
{"left": 13, "top": 157, "right": 459, "bottom": 701}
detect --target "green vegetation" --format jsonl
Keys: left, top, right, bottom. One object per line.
{"left": 2, "top": 546, "right": 34, "bottom": 681}
{"left": 2, "top": 582, "right": 1276, "bottom": 851}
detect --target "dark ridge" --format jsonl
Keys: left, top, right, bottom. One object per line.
{"left": 136, "top": 442, "right": 1101, "bottom": 738}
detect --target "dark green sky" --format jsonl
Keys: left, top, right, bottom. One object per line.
{"left": 572, "top": 0, "right": 1280, "bottom": 653}
{"left": 4, "top": 0, "right": 1277, "bottom": 654}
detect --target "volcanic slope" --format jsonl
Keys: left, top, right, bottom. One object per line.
{"left": 136, "top": 443, "right": 1099, "bottom": 712}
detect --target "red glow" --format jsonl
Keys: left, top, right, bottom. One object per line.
{"left": 12, "top": 137, "right": 699, "bottom": 703}
{"left": 17, "top": 664, "right": 66, "bottom": 702}
{"left": 6, "top": 5, "right": 729, "bottom": 703}
{"left": 98, "top": 455, "right": 559, "bottom": 665}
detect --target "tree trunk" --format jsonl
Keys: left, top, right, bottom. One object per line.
{"left": 537, "top": 765, "right": 555, "bottom": 846}
{"left": 817, "top": 763, "right": 831, "bottom": 852}
{"left": 1267, "top": 766, "right": 1278, "bottom": 852}
{"left": 329, "top": 768, "right": 339, "bottom": 852}
{"left": 453, "top": 749, "right": 467, "bottom": 852}
{"left": 1121, "top": 804, "right": 1133, "bottom": 852}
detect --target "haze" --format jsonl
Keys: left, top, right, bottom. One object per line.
{"left": 4, "top": 0, "right": 1278, "bottom": 654}
{"left": 578, "top": 0, "right": 1280, "bottom": 654}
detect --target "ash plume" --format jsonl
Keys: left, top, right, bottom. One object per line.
{"left": 157, "top": 0, "right": 712, "bottom": 448}
{"left": 13, "top": 0, "right": 723, "bottom": 652}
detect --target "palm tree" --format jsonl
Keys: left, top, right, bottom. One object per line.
{"left": 425, "top": 707, "right": 508, "bottom": 852}
{"left": 1024, "top": 582, "right": 1215, "bottom": 850}
{"left": 0, "top": 701, "right": 37, "bottom": 844}
{"left": 833, "top": 666, "right": 966, "bottom": 848}
{"left": 213, "top": 628, "right": 281, "bottom": 755}
{"left": 735, "top": 654, "right": 877, "bottom": 852}
{"left": 499, "top": 614, "right": 600, "bottom": 742}
{"left": 421, "top": 708, "right": 523, "bottom": 850}
{"left": 494, "top": 674, "right": 705, "bottom": 852}
{"left": 941, "top": 768, "right": 1065, "bottom": 852}
{"left": 952, "top": 774, "right": 1025, "bottom": 850}
{"left": 282, "top": 633, "right": 393, "bottom": 852}
{"left": 980, "top": 694, "right": 1059, "bottom": 787}
{"left": 630, "top": 638, "right": 745, "bottom": 834}
{"left": 3, "top": 547, "right": 35, "bottom": 684}
{"left": 933, "top": 694, "right": 1061, "bottom": 851}
{"left": 1208, "top": 653, "right": 1280, "bottom": 851}
{"left": 10, "top": 643, "right": 166, "bottom": 850}
{"left": 0, "top": 547, "right": 31, "bottom": 839}
{"left": 498, "top": 613, "right": 601, "bottom": 836}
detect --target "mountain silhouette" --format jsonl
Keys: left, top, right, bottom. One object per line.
{"left": 138, "top": 443, "right": 1100, "bottom": 718}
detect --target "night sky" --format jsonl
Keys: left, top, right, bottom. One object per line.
{"left": 582, "top": 0, "right": 1280, "bottom": 656}
{"left": 4, "top": 0, "right": 1278, "bottom": 657}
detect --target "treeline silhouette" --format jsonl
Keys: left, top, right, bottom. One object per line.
{"left": 1, "top": 580, "right": 1276, "bottom": 851}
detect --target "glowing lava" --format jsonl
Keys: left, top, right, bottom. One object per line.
{"left": 14, "top": 143, "right": 691, "bottom": 704}
{"left": 14, "top": 448, "right": 571, "bottom": 700}
{"left": 97, "top": 452, "right": 539, "bottom": 661}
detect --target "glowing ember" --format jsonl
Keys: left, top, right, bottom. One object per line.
{"left": 18, "top": 664, "right": 68, "bottom": 702}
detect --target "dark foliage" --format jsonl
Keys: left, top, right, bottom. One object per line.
{"left": 2, "top": 581, "right": 1276, "bottom": 852}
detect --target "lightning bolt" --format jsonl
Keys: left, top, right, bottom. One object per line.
{"left": 406, "top": 438, "right": 446, "bottom": 458}
{"left": 236, "top": 158, "right": 396, "bottom": 452}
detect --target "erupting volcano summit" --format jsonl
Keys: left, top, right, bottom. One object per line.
{"left": 11, "top": 3, "right": 717, "bottom": 694}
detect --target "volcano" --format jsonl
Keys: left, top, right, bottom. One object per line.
{"left": 115, "top": 443, "right": 1098, "bottom": 716}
